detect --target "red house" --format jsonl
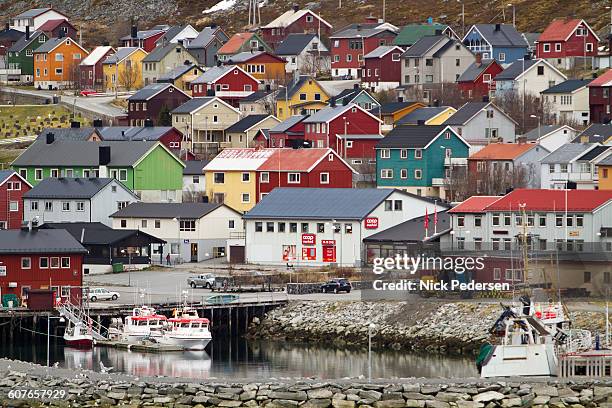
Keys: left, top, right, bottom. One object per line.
{"left": 255, "top": 148, "right": 354, "bottom": 201}
{"left": 302, "top": 103, "right": 383, "bottom": 159}
{"left": 535, "top": 19, "right": 599, "bottom": 68}
{"left": 38, "top": 19, "right": 78, "bottom": 40}
{"left": 330, "top": 18, "right": 398, "bottom": 79}
{"left": 121, "top": 26, "right": 167, "bottom": 52}
{"left": 190, "top": 65, "right": 259, "bottom": 106}
{"left": 79, "top": 45, "right": 115, "bottom": 90}
{"left": 587, "top": 69, "right": 612, "bottom": 124}
{"left": 260, "top": 5, "right": 333, "bottom": 50}
{"left": 0, "top": 171, "right": 31, "bottom": 230}
{"left": 457, "top": 57, "right": 503, "bottom": 99}
{"left": 0, "top": 228, "right": 87, "bottom": 307}
{"left": 361, "top": 45, "right": 403, "bottom": 92}
{"left": 127, "top": 83, "right": 191, "bottom": 126}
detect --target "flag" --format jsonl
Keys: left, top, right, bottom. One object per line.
{"left": 424, "top": 207, "right": 429, "bottom": 238}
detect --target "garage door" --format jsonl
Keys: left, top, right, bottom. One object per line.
{"left": 229, "top": 245, "right": 245, "bottom": 264}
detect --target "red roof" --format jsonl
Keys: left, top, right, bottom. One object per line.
{"left": 448, "top": 196, "right": 501, "bottom": 213}
{"left": 469, "top": 143, "right": 537, "bottom": 161}
{"left": 485, "top": 189, "right": 612, "bottom": 212}
{"left": 588, "top": 69, "right": 612, "bottom": 87}
{"left": 218, "top": 32, "right": 255, "bottom": 55}
{"left": 38, "top": 19, "right": 72, "bottom": 32}
{"left": 169, "top": 318, "right": 210, "bottom": 323}
{"left": 258, "top": 148, "right": 341, "bottom": 172}
{"left": 538, "top": 19, "right": 583, "bottom": 42}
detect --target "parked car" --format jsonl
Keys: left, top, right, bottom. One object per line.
{"left": 187, "top": 273, "right": 216, "bottom": 289}
{"left": 87, "top": 288, "right": 120, "bottom": 302}
{"left": 320, "top": 278, "right": 352, "bottom": 293}
{"left": 206, "top": 294, "right": 240, "bottom": 304}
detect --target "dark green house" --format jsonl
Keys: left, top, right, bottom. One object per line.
{"left": 376, "top": 125, "right": 470, "bottom": 199}
{"left": 7, "top": 29, "right": 48, "bottom": 82}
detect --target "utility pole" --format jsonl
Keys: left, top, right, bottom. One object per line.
{"left": 382, "top": 0, "right": 386, "bottom": 22}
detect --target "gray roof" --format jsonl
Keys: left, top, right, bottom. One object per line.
{"left": 102, "top": 47, "right": 140, "bottom": 65}
{"left": 541, "top": 143, "right": 594, "bottom": 164}
{"left": 302, "top": 104, "right": 354, "bottom": 123}
{"left": 143, "top": 42, "right": 192, "bottom": 62}
{"left": 33, "top": 37, "right": 65, "bottom": 53}
{"left": 523, "top": 125, "right": 564, "bottom": 141}
{"left": 12, "top": 140, "right": 157, "bottom": 167}
{"left": 111, "top": 202, "right": 225, "bottom": 219}
{"left": 494, "top": 59, "right": 537, "bottom": 80}
{"left": 577, "top": 146, "right": 609, "bottom": 161}
{"left": 8, "top": 30, "right": 44, "bottom": 52}
{"left": 15, "top": 8, "right": 54, "bottom": 18}
{"left": 541, "top": 79, "right": 591, "bottom": 94}
{"left": 470, "top": 24, "right": 528, "bottom": 47}
{"left": 397, "top": 107, "right": 450, "bottom": 125}
{"left": 171, "top": 97, "right": 215, "bottom": 114}
{"left": 36, "top": 127, "right": 100, "bottom": 142}
{"left": 191, "top": 65, "right": 233, "bottom": 84}
{"left": 240, "top": 91, "right": 272, "bottom": 103}
{"left": 227, "top": 51, "right": 265, "bottom": 63}
{"left": 457, "top": 59, "right": 496, "bottom": 82}
{"left": 128, "top": 83, "right": 174, "bottom": 101}
{"left": 402, "top": 35, "right": 446, "bottom": 57}
{"left": 42, "top": 222, "right": 165, "bottom": 245}
{"left": 275, "top": 33, "right": 316, "bottom": 55}
{"left": 188, "top": 27, "right": 219, "bottom": 49}
{"left": 183, "top": 160, "right": 209, "bottom": 175}
{"left": 157, "top": 25, "right": 187, "bottom": 44}
{"left": 0, "top": 170, "right": 16, "bottom": 185}
{"left": 97, "top": 126, "right": 175, "bottom": 141}
{"left": 598, "top": 155, "right": 612, "bottom": 166}
{"left": 0, "top": 229, "right": 87, "bottom": 254}
{"left": 286, "top": 75, "right": 315, "bottom": 99}
{"left": 522, "top": 32, "right": 540, "bottom": 48}
{"left": 24, "top": 178, "right": 115, "bottom": 199}
{"left": 576, "top": 124, "right": 612, "bottom": 142}
{"left": 120, "top": 29, "right": 164, "bottom": 41}
{"left": 225, "top": 114, "right": 271, "bottom": 133}
{"left": 376, "top": 125, "right": 450, "bottom": 148}
{"left": 364, "top": 45, "right": 401, "bottom": 59}
{"left": 158, "top": 64, "right": 200, "bottom": 81}
{"left": 370, "top": 102, "right": 421, "bottom": 115}
{"left": 443, "top": 102, "right": 488, "bottom": 125}
{"left": 331, "top": 26, "right": 394, "bottom": 39}
{"left": 270, "top": 115, "right": 307, "bottom": 133}
{"left": 244, "top": 188, "right": 396, "bottom": 220}
{"left": 363, "top": 211, "right": 451, "bottom": 242}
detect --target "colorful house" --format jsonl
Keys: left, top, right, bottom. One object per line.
{"left": 225, "top": 51, "right": 287, "bottom": 84}
{"left": 376, "top": 125, "right": 470, "bottom": 199}
{"left": 361, "top": 45, "right": 403, "bottom": 92}
{"left": 38, "top": 19, "right": 77, "bottom": 40}
{"left": 494, "top": 58, "right": 567, "bottom": 98}
{"left": 535, "top": 19, "right": 599, "bottom": 69}
{"left": 102, "top": 47, "right": 147, "bottom": 92}
{"left": 33, "top": 36, "right": 88, "bottom": 89}
{"left": 127, "top": 83, "right": 191, "bottom": 127}
{"left": 397, "top": 106, "right": 457, "bottom": 125}
{"left": 393, "top": 23, "right": 457, "bottom": 48}
{"left": 457, "top": 57, "right": 503, "bottom": 100}
{"left": 190, "top": 65, "right": 259, "bottom": 106}
{"left": 12, "top": 138, "right": 185, "bottom": 202}
{"left": 78, "top": 45, "right": 114, "bottom": 90}
{"left": 462, "top": 24, "right": 528, "bottom": 63}
{"left": 442, "top": 101, "right": 517, "bottom": 145}
{"left": 217, "top": 32, "right": 272, "bottom": 61}
{"left": 257, "top": 115, "right": 308, "bottom": 148}
{"left": 276, "top": 75, "right": 329, "bottom": 120}
{"left": 141, "top": 42, "right": 198, "bottom": 86}
{"left": 260, "top": 5, "right": 333, "bottom": 50}
{"left": 369, "top": 101, "right": 426, "bottom": 132}
{"left": 120, "top": 26, "right": 167, "bottom": 52}
{"left": 157, "top": 64, "right": 204, "bottom": 93}
{"left": 7, "top": 29, "right": 48, "bottom": 82}
{"left": 587, "top": 69, "right": 612, "bottom": 124}
{"left": 0, "top": 170, "right": 31, "bottom": 230}
{"left": 186, "top": 25, "right": 229, "bottom": 67}
{"left": 275, "top": 33, "right": 330, "bottom": 74}
{"left": 331, "top": 86, "right": 380, "bottom": 111}
{"left": 224, "top": 114, "right": 281, "bottom": 148}
{"left": 597, "top": 154, "right": 612, "bottom": 190}
{"left": 10, "top": 7, "right": 69, "bottom": 32}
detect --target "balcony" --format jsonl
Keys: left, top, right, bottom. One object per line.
{"left": 432, "top": 177, "right": 446, "bottom": 186}
{"left": 550, "top": 172, "right": 597, "bottom": 182}
{"left": 215, "top": 90, "right": 255, "bottom": 98}
{"left": 467, "top": 45, "right": 492, "bottom": 54}
{"left": 444, "top": 157, "right": 467, "bottom": 166}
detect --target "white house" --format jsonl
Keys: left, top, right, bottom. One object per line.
{"left": 522, "top": 125, "right": 578, "bottom": 152}
{"left": 111, "top": 202, "right": 243, "bottom": 263}
{"left": 495, "top": 59, "right": 567, "bottom": 98}
{"left": 10, "top": 8, "right": 68, "bottom": 32}
{"left": 23, "top": 178, "right": 139, "bottom": 227}
{"left": 275, "top": 33, "right": 330, "bottom": 74}
{"left": 540, "top": 143, "right": 610, "bottom": 189}
{"left": 442, "top": 101, "right": 517, "bottom": 146}
{"left": 541, "top": 79, "right": 591, "bottom": 126}
{"left": 243, "top": 187, "right": 444, "bottom": 267}
{"left": 155, "top": 24, "right": 199, "bottom": 47}
{"left": 182, "top": 160, "right": 207, "bottom": 201}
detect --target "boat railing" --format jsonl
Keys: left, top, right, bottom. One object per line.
{"left": 57, "top": 301, "right": 108, "bottom": 341}
{"left": 561, "top": 329, "right": 593, "bottom": 354}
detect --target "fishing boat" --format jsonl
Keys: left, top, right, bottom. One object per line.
{"left": 156, "top": 317, "right": 212, "bottom": 350}
{"left": 121, "top": 306, "right": 168, "bottom": 342}
{"left": 63, "top": 321, "right": 94, "bottom": 348}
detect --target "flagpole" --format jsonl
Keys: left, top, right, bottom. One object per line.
{"left": 424, "top": 207, "right": 429, "bottom": 239}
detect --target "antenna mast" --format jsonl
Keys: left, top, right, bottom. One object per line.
{"left": 248, "top": 0, "right": 261, "bottom": 27}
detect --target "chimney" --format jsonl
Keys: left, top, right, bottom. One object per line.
{"left": 593, "top": 72, "right": 598, "bottom": 79}
{"left": 46, "top": 132, "right": 54, "bottom": 144}
{"left": 144, "top": 118, "right": 154, "bottom": 127}
{"left": 417, "top": 119, "right": 425, "bottom": 125}
{"left": 364, "top": 15, "right": 377, "bottom": 24}
{"left": 25, "top": 25, "right": 30, "bottom": 40}
{"left": 93, "top": 118, "right": 103, "bottom": 127}
{"left": 432, "top": 99, "right": 440, "bottom": 107}
{"left": 292, "top": 4, "right": 299, "bottom": 12}
{"left": 353, "top": 83, "right": 359, "bottom": 90}
{"left": 494, "top": 24, "right": 501, "bottom": 32}
{"left": 207, "top": 89, "right": 215, "bottom": 96}
{"left": 330, "top": 98, "right": 336, "bottom": 107}
{"left": 131, "top": 24, "right": 138, "bottom": 39}
{"left": 356, "top": 24, "right": 362, "bottom": 31}
{"left": 102, "top": 41, "right": 110, "bottom": 47}
{"left": 210, "top": 23, "right": 217, "bottom": 29}
{"left": 517, "top": 135, "right": 527, "bottom": 144}
{"left": 99, "top": 145, "right": 111, "bottom": 166}
{"left": 482, "top": 95, "right": 489, "bottom": 103}
{"left": 5, "top": 22, "right": 8, "bottom": 31}
{"left": 70, "top": 120, "right": 80, "bottom": 128}
{"left": 523, "top": 53, "right": 531, "bottom": 61}
{"left": 434, "top": 29, "right": 442, "bottom": 35}
{"left": 258, "top": 45, "right": 264, "bottom": 52}
{"left": 475, "top": 53, "right": 482, "bottom": 65}
{"left": 398, "top": 96, "right": 404, "bottom": 102}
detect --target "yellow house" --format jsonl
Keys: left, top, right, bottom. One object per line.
{"left": 598, "top": 155, "right": 612, "bottom": 190}
{"left": 396, "top": 106, "right": 457, "bottom": 125}
{"left": 102, "top": 47, "right": 147, "bottom": 92}
{"left": 276, "top": 76, "right": 329, "bottom": 120}
{"left": 203, "top": 148, "right": 275, "bottom": 212}
{"left": 424, "top": 107, "right": 458, "bottom": 124}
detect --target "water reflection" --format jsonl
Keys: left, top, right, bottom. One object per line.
{"left": 1, "top": 337, "right": 477, "bottom": 379}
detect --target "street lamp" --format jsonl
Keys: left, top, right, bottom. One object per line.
{"left": 368, "top": 323, "right": 376, "bottom": 382}
{"left": 530, "top": 114, "right": 541, "bottom": 143}
{"left": 173, "top": 217, "right": 181, "bottom": 264}
{"left": 121, "top": 248, "right": 140, "bottom": 286}
{"left": 507, "top": 4, "right": 516, "bottom": 27}
{"left": 47, "top": 314, "right": 65, "bottom": 367}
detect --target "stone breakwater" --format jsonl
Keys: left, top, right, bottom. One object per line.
{"left": 249, "top": 301, "right": 607, "bottom": 354}
{"left": 2, "top": 365, "right": 612, "bottom": 408}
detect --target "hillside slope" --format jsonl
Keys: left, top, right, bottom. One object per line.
{"left": 0, "top": 0, "right": 610, "bottom": 48}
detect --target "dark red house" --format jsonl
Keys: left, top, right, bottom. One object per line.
{"left": 253, "top": 114, "right": 307, "bottom": 147}
{"left": 0, "top": 171, "right": 31, "bottom": 230}
{"left": 127, "top": 83, "right": 191, "bottom": 126}
{"left": 190, "top": 65, "right": 259, "bottom": 106}
{"left": 0, "top": 228, "right": 87, "bottom": 306}
{"left": 457, "top": 57, "right": 503, "bottom": 99}
{"left": 330, "top": 18, "right": 398, "bottom": 79}
{"left": 0, "top": 25, "right": 23, "bottom": 58}
{"left": 535, "top": 19, "right": 599, "bottom": 61}
{"left": 587, "top": 69, "right": 612, "bottom": 124}
{"left": 255, "top": 148, "right": 354, "bottom": 201}
{"left": 79, "top": 45, "right": 115, "bottom": 90}
{"left": 302, "top": 103, "right": 383, "bottom": 159}
{"left": 361, "top": 45, "right": 403, "bottom": 92}
{"left": 38, "top": 19, "right": 78, "bottom": 40}
{"left": 260, "top": 5, "right": 333, "bottom": 50}
{"left": 121, "top": 26, "right": 167, "bottom": 53}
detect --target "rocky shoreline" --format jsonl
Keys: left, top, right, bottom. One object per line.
{"left": 2, "top": 360, "right": 612, "bottom": 408}
{"left": 248, "top": 301, "right": 607, "bottom": 354}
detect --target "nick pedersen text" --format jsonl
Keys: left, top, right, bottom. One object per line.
{"left": 373, "top": 279, "right": 510, "bottom": 292}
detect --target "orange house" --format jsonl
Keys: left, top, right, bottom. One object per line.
{"left": 226, "top": 51, "right": 286, "bottom": 84}
{"left": 33, "top": 37, "right": 88, "bottom": 90}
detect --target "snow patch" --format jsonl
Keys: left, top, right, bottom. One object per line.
{"left": 202, "top": 0, "right": 237, "bottom": 14}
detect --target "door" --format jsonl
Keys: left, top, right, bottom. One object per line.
{"left": 229, "top": 245, "right": 245, "bottom": 264}
{"left": 190, "top": 243, "right": 198, "bottom": 262}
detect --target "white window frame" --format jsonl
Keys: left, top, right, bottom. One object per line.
{"left": 320, "top": 172, "right": 329, "bottom": 184}
{"left": 260, "top": 172, "right": 269, "bottom": 183}
{"left": 287, "top": 173, "right": 301, "bottom": 184}
{"left": 543, "top": 43, "right": 551, "bottom": 53}
{"left": 414, "top": 169, "right": 422, "bottom": 179}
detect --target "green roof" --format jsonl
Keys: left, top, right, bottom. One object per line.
{"left": 393, "top": 23, "right": 449, "bottom": 47}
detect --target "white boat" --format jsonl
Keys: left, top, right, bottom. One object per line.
{"left": 157, "top": 317, "right": 212, "bottom": 350}
{"left": 122, "top": 306, "right": 167, "bottom": 342}
{"left": 63, "top": 321, "right": 94, "bottom": 349}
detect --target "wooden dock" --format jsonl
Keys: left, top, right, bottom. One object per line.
{"left": 559, "top": 351, "right": 612, "bottom": 377}
{"left": 95, "top": 340, "right": 184, "bottom": 352}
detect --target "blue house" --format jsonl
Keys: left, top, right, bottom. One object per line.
{"left": 376, "top": 125, "right": 470, "bottom": 199}
{"left": 462, "top": 24, "right": 528, "bottom": 64}
{"left": 331, "top": 87, "right": 380, "bottom": 111}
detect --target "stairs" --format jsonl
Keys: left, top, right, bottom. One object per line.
{"left": 56, "top": 301, "right": 108, "bottom": 341}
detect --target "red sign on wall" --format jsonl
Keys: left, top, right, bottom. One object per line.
{"left": 321, "top": 239, "right": 336, "bottom": 246}
{"left": 302, "top": 233, "right": 316, "bottom": 245}
{"left": 365, "top": 217, "right": 379, "bottom": 229}
{"left": 322, "top": 245, "right": 336, "bottom": 263}
{"left": 302, "top": 247, "right": 316, "bottom": 261}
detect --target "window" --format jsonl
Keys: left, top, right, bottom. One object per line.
{"left": 503, "top": 213, "right": 511, "bottom": 226}
{"left": 50, "top": 257, "right": 60, "bottom": 268}
{"left": 425, "top": 75, "right": 433, "bottom": 83}
{"left": 62, "top": 201, "right": 70, "bottom": 211}
{"left": 266, "top": 222, "right": 274, "bottom": 232}
{"left": 120, "top": 220, "right": 127, "bottom": 228}
{"left": 380, "top": 169, "right": 393, "bottom": 179}
{"left": 241, "top": 193, "right": 250, "bottom": 203}
{"left": 385, "top": 200, "right": 393, "bottom": 211}
{"left": 400, "top": 169, "right": 407, "bottom": 179}
{"left": 585, "top": 43, "right": 593, "bottom": 52}
{"left": 576, "top": 214, "right": 583, "bottom": 227}
{"left": 50, "top": 169, "right": 59, "bottom": 178}
{"left": 255, "top": 222, "right": 263, "bottom": 232}
{"left": 44, "top": 201, "right": 53, "bottom": 212}
{"left": 299, "top": 93, "right": 307, "bottom": 101}
{"left": 76, "top": 201, "right": 84, "bottom": 212}
{"left": 214, "top": 173, "right": 225, "bottom": 184}
{"left": 9, "top": 201, "right": 18, "bottom": 212}
{"left": 556, "top": 214, "right": 563, "bottom": 227}
{"left": 39, "top": 257, "right": 49, "bottom": 268}
{"left": 474, "top": 215, "right": 482, "bottom": 227}
{"left": 380, "top": 149, "right": 390, "bottom": 159}
{"left": 61, "top": 257, "right": 70, "bottom": 268}
{"left": 192, "top": 176, "right": 200, "bottom": 184}
{"left": 119, "top": 169, "right": 127, "bottom": 181}
{"left": 537, "top": 66, "right": 544, "bottom": 75}
{"left": 301, "top": 223, "right": 309, "bottom": 233}
{"left": 242, "top": 173, "right": 250, "bottom": 182}
{"left": 555, "top": 43, "right": 561, "bottom": 52}
{"left": 317, "top": 223, "right": 325, "bottom": 233}
{"left": 141, "top": 219, "right": 147, "bottom": 228}
{"left": 415, "top": 149, "right": 422, "bottom": 159}
{"left": 394, "top": 200, "right": 402, "bottom": 211}
{"left": 21, "top": 257, "right": 31, "bottom": 269}
{"left": 260, "top": 172, "right": 269, "bottom": 183}
{"left": 445, "top": 132, "right": 451, "bottom": 139}
{"left": 346, "top": 141, "right": 353, "bottom": 148}
{"left": 414, "top": 169, "right": 422, "bottom": 179}
{"left": 566, "top": 215, "right": 573, "bottom": 227}
{"left": 320, "top": 173, "right": 329, "bottom": 184}
{"left": 35, "top": 168, "right": 43, "bottom": 180}
{"left": 306, "top": 15, "right": 313, "bottom": 22}
{"left": 155, "top": 220, "right": 161, "bottom": 228}
{"left": 584, "top": 271, "right": 591, "bottom": 284}
{"left": 30, "top": 201, "right": 39, "bottom": 211}
{"left": 457, "top": 216, "right": 465, "bottom": 227}
{"left": 278, "top": 222, "right": 285, "bottom": 232}
{"left": 543, "top": 43, "right": 551, "bottom": 53}
{"left": 498, "top": 52, "right": 505, "bottom": 62}
{"left": 179, "top": 220, "right": 196, "bottom": 231}
{"left": 117, "top": 201, "right": 129, "bottom": 210}
{"left": 492, "top": 213, "right": 500, "bottom": 226}
{"left": 345, "top": 223, "right": 352, "bottom": 234}
{"left": 288, "top": 173, "right": 301, "bottom": 183}
{"left": 289, "top": 223, "right": 297, "bottom": 233}
{"left": 55, "top": 68, "right": 63, "bottom": 76}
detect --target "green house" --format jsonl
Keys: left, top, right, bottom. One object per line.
{"left": 7, "top": 30, "right": 48, "bottom": 81}
{"left": 376, "top": 125, "right": 470, "bottom": 199}
{"left": 12, "top": 139, "right": 185, "bottom": 202}
{"left": 393, "top": 23, "right": 455, "bottom": 48}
